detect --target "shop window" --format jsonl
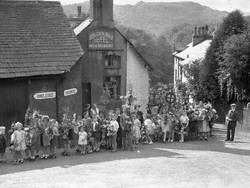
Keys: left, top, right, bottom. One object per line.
{"left": 104, "top": 54, "right": 121, "bottom": 68}
{"left": 103, "top": 76, "right": 121, "bottom": 99}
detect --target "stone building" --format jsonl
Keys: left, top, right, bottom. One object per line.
{"left": 173, "top": 26, "right": 212, "bottom": 92}
{"left": 72, "top": 0, "right": 152, "bottom": 113}
{"left": 0, "top": 1, "right": 84, "bottom": 129}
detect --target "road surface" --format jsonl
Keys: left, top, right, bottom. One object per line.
{"left": 1, "top": 124, "right": 250, "bottom": 188}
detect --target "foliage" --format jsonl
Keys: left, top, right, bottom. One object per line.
{"left": 118, "top": 25, "right": 174, "bottom": 85}
{"left": 201, "top": 10, "right": 247, "bottom": 102}
{"left": 183, "top": 60, "right": 202, "bottom": 100}
{"left": 222, "top": 32, "right": 250, "bottom": 100}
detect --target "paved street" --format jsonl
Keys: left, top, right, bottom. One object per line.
{"left": 1, "top": 124, "right": 250, "bottom": 188}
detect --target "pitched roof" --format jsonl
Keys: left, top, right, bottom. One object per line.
{"left": 74, "top": 17, "right": 153, "bottom": 70}
{"left": 0, "top": 1, "right": 84, "bottom": 78}
{"left": 173, "top": 40, "right": 211, "bottom": 65}
{"left": 115, "top": 28, "right": 153, "bottom": 71}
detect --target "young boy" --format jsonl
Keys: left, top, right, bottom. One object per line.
{"left": 108, "top": 113, "right": 119, "bottom": 152}
{"left": 0, "top": 127, "right": 7, "bottom": 163}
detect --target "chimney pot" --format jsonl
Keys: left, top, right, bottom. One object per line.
{"left": 194, "top": 27, "right": 197, "bottom": 36}
{"left": 77, "top": 6, "right": 82, "bottom": 18}
{"left": 90, "top": 0, "right": 114, "bottom": 27}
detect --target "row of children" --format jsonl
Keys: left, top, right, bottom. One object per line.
{"left": 142, "top": 101, "right": 218, "bottom": 143}
{"left": 0, "top": 101, "right": 218, "bottom": 164}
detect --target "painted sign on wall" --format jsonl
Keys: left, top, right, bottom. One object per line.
{"left": 64, "top": 88, "right": 78, "bottom": 97}
{"left": 34, "top": 92, "right": 56, "bottom": 100}
{"left": 88, "top": 29, "right": 114, "bottom": 50}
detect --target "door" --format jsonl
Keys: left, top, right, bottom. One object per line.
{"left": 82, "top": 82, "right": 91, "bottom": 112}
{"left": 0, "top": 79, "right": 28, "bottom": 132}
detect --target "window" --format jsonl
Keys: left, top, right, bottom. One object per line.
{"left": 104, "top": 54, "right": 121, "bottom": 68}
{"left": 103, "top": 76, "right": 121, "bottom": 99}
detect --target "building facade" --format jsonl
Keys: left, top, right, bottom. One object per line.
{"left": 72, "top": 0, "right": 152, "bottom": 113}
{"left": 173, "top": 26, "right": 212, "bottom": 92}
{"left": 0, "top": 1, "right": 84, "bottom": 130}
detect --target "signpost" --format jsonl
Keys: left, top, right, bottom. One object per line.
{"left": 64, "top": 88, "right": 78, "bottom": 97}
{"left": 34, "top": 92, "right": 56, "bottom": 100}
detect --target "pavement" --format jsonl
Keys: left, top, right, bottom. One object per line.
{"left": 1, "top": 124, "right": 250, "bottom": 188}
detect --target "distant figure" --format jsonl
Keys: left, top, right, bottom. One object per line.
{"left": 225, "top": 104, "right": 239, "bottom": 142}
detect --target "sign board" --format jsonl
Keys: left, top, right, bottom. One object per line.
{"left": 64, "top": 88, "right": 78, "bottom": 97}
{"left": 34, "top": 92, "right": 56, "bottom": 100}
{"left": 88, "top": 29, "right": 114, "bottom": 50}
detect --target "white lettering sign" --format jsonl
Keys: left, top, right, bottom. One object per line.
{"left": 64, "top": 88, "right": 78, "bottom": 96}
{"left": 34, "top": 92, "right": 56, "bottom": 100}
{"left": 89, "top": 30, "right": 114, "bottom": 50}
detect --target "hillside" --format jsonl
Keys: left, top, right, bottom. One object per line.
{"left": 63, "top": 1, "right": 228, "bottom": 36}
{"left": 63, "top": 1, "right": 227, "bottom": 84}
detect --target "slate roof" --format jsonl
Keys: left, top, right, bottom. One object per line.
{"left": 173, "top": 40, "right": 211, "bottom": 65}
{"left": 0, "top": 1, "right": 84, "bottom": 78}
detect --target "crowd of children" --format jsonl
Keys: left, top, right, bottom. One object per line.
{"left": 0, "top": 98, "right": 218, "bottom": 165}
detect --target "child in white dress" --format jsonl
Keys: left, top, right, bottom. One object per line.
{"left": 78, "top": 126, "right": 87, "bottom": 155}
{"left": 11, "top": 122, "right": 26, "bottom": 164}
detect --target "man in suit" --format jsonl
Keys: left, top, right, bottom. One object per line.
{"left": 225, "top": 104, "right": 239, "bottom": 141}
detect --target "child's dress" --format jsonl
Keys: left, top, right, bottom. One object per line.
{"left": 132, "top": 119, "right": 141, "bottom": 141}
{"left": 144, "top": 119, "right": 154, "bottom": 135}
{"left": 199, "top": 112, "right": 210, "bottom": 133}
{"left": 78, "top": 131, "right": 87, "bottom": 146}
{"left": 11, "top": 130, "right": 26, "bottom": 151}
{"left": 42, "top": 128, "right": 51, "bottom": 147}
{"left": 161, "top": 118, "right": 169, "bottom": 133}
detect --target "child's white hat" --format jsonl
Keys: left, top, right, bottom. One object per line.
{"left": 0, "top": 126, "right": 6, "bottom": 131}
{"left": 15, "top": 122, "right": 23, "bottom": 129}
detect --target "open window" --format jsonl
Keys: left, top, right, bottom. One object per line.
{"left": 103, "top": 76, "right": 121, "bottom": 99}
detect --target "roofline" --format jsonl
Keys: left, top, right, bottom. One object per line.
{"left": 0, "top": 1, "right": 62, "bottom": 5}
{"left": 115, "top": 28, "right": 153, "bottom": 71}
{"left": 73, "top": 17, "right": 153, "bottom": 71}
{"left": 173, "top": 39, "right": 212, "bottom": 59}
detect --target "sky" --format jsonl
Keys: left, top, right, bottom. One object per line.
{"left": 54, "top": 0, "right": 250, "bottom": 13}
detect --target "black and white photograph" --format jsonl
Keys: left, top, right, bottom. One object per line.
{"left": 0, "top": 0, "right": 250, "bottom": 187}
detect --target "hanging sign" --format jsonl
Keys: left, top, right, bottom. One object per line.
{"left": 88, "top": 29, "right": 114, "bottom": 50}
{"left": 34, "top": 92, "right": 56, "bottom": 100}
{"left": 64, "top": 88, "right": 78, "bottom": 97}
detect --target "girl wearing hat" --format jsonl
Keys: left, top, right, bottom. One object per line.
{"left": 0, "top": 127, "right": 7, "bottom": 163}
{"left": 11, "top": 122, "right": 26, "bottom": 164}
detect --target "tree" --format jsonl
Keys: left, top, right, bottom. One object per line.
{"left": 222, "top": 31, "right": 250, "bottom": 100}
{"left": 201, "top": 10, "right": 247, "bottom": 103}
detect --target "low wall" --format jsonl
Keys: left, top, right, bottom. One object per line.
{"left": 243, "top": 108, "right": 250, "bottom": 128}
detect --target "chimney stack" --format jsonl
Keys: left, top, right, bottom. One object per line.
{"left": 192, "top": 25, "right": 212, "bottom": 46}
{"left": 90, "top": 0, "right": 114, "bottom": 27}
{"left": 77, "top": 6, "right": 82, "bottom": 18}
